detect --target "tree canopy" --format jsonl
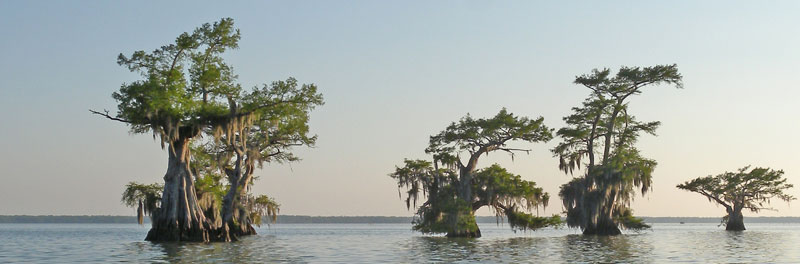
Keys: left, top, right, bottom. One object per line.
{"left": 677, "top": 166, "right": 794, "bottom": 230}
{"left": 426, "top": 108, "right": 552, "bottom": 169}
{"left": 94, "top": 18, "right": 242, "bottom": 147}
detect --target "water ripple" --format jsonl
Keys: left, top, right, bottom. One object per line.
{"left": 1, "top": 223, "right": 798, "bottom": 263}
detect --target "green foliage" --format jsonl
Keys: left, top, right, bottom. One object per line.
{"left": 411, "top": 192, "right": 477, "bottom": 234}
{"left": 505, "top": 210, "right": 562, "bottom": 232}
{"left": 607, "top": 147, "right": 656, "bottom": 195}
{"left": 108, "top": 18, "right": 241, "bottom": 146}
{"left": 551, "top": 97, "right": 609, "bottom": 175}
{"left": 473, "top": 164, "right": 550, "bottom": 213}
{"left": 677, "top": 166, "right": 795, "bottom": 214}
{"left": 553, "top": 65, "right": 682, "bottom": 233}
{"left": 99, "top": 18, "right": 324, "bottom": 241}
{"left": 199, "top": 76, "right": 323, "bottom": 230}
{"left": 573, "top": 64, "right": 683, "bottom": 95}
{"left": 426, "top": 108, "right": 552, "bottom": 165}
{"left": 392, "top": 161, "right": 560, "bottom": 235}
{"left": 389, "top": 159, "right": 456, "bottom": 210}
{"left": 236, "top": 77, "right": 324, "bottom": 166}
{"left": 615, "top": 208, "right": 651, "bottom": 231}
{"left": 121, "top": 182, "right": 163, "bottom": 225}
{"left": 194, "top": 172, "right": 227, "bottom": 209}
{"left": 250, "top": 195, "right": 280, "bottom": 227}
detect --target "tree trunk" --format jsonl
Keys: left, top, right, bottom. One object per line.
{"left": 146, "top": 138, "right": 221, "bottom": 242}
{"left": 601, "top": 105, "right": 622, "bottom": 164}
{"left": 458, "top": 167, "right": 472, "bottom": 205}
{"left": 580, "top": 182, "right": 622, "bottom": 236}
{"left": 221, "top": 155, "right": 257, "bottom": 240}
{"left": 444, "top": 167, "right": 481, "bottom": 238}
{"left": 446, "top": 227, "right": 481, "bottom": 238}
{"left": 583, "top": 217, "right": 622, "bottom": 235}
{"left": 445, "top": 207, "right": 481, "bottom": 238}
{"left": 726, "top": 210, "right": 746, "bottom": 231}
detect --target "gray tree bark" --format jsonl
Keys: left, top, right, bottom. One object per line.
{"left": 221, "top": 153, "right": 257, "bottom": 240}
{"left": 446, "top": 156, "right": 482, "bottom": 238}
{"left": 145, "top": 137, "right": 221, "bottom": 242}
{"left": 726, "top": 208, "right": 746, "bottom": 231}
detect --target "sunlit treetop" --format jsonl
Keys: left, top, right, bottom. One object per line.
{"left": 574, "top": 64, "right": 683, "bottom": 98}
{"left": 199, "top": 77, "right": 324, "bottom": 171}
{"left": 95, "top": 18, "right": 243, "bottom": 146}
{"left": 425, "top": 108, "right": 553, "bottom": 168}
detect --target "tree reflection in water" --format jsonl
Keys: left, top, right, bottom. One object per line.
{"left": 404, "top": 234, "right": 655, "bottom": 262}
{"left": 560, "top": 234, "right": 653, "bottom": 263}
{"left": 138, "top": 235, "right": 303, "bottom": 263}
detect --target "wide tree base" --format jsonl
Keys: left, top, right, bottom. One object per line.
{"left": 145, "top": 225, "right": 213, "bottom": 242}
{"left": 725, "top": 212, "right": 746, "bottom": 231}
{"left": 225, "top": 223, "right": 258, "bottom": 241}
{"left": 145, "top": 222, "right": 241, "bottom": 242}
{"left": 582, "top": 224, "right": 622, "bottom": 236}
{"left": 725, "top": 221, "right": 746, "bottom": 231}
{"left": 446, "top": 229, "right": 482, "bottom": 238}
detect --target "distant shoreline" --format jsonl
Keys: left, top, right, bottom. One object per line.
{"left": 2, "top": 215, "right": 800, "bottom": 224}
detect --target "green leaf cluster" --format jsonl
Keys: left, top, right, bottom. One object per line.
{"left": 111, "top": 18, "right": 243, "bottom": 145}
{"left": 426, "top": 108, "right": 552, "bottom": 165}
{"left": 250, "top": 195, "right": 281, "bottom": 227}
{"left": 121, "top": 182, "right": 163, "bottom": 225}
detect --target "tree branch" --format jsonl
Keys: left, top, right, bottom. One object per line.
{"left": 698, "top": 189, "right": 731, "bottom": 210}
{"left": 89, "top": 109, "right": 133, "bottom": 124}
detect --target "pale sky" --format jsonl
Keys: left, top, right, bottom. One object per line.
{"left": 1, "top": 1, "right": 799, "bottom": 218}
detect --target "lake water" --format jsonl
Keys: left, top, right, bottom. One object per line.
{"left": 1, "top": 222, "right": 798, "bottom": 263}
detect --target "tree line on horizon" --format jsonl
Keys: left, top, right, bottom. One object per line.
{"left": 95, "top": 18, "right": 793, "bottom": 242}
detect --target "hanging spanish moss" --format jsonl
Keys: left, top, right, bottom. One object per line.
{"left": 121, "top": 182, "right": 162, "bottom": 225}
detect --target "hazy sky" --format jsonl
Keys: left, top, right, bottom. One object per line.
{"left": 1, "top": 1, "right": 799, "bottom": 218}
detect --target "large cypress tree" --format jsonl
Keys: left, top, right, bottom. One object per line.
{"left": 391, "top": 109, "right": 560, "bottom": 237}
{"left": 553, "top": 65, "right": 682, "bottom": 235}
{"left": 95, "top": 18, "right": 322, "bottom": 241}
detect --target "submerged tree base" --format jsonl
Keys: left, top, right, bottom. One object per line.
{"left": 582, "top": 222, "right": 622, "bottom": 236}
{"left": 446, "top": 229, "right": 482, "bottom": 238}
{"left": 725, "top": 215, "right": 746, "bottom": 231}
{"left": 725, "top": 223, "right": 745, "bottom": 231}
{"left": 225, "top": 222, "right": 258, "bottom": 241}
{"left": 145, "top": 225, "right": 258, "bottom": 242}
{"left": 144, "top": 219, "right": 259, "bottom": 242}
{"left": 145, "top": 224, "right": 214, "bottom": 242}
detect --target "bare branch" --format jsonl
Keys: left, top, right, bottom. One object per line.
{"left": 89, "top": 109, "right": 133, "bottom": 124}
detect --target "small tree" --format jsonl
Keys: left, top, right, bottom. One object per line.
{"left": 390, "top": 109, "right": 559, "bottom": 238}
{"left": 121, "top": 182, "right": 163, "bottom": 225}
{"left": 250, "top": 195, "right": 281, "bottom": 227}
{"left": 677, "top": 166, "right": 794, "bottom": 231}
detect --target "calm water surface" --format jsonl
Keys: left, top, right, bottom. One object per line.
{"left": 0, "top": 223, "right": 797, "bottom": 263}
